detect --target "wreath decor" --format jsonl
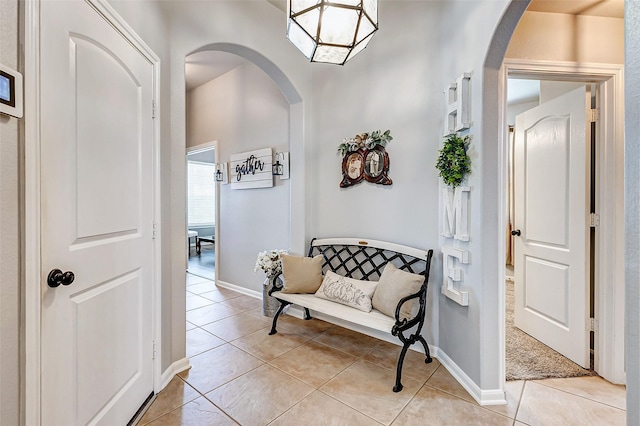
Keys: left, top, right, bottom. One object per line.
{"left": 436, "top": 133, "right": 471, "bottom": 187}
{"left": 337, "top": 129, "right": 393, "bottom": 156}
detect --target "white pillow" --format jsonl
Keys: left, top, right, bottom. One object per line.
{"left": 314, "top": 271, "right": 378, "bottom": 312}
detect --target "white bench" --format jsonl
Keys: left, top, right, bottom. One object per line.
{"left": 268, "top": 237, "right": 434, "bottom": 392}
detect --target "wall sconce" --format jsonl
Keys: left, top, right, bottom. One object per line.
{"left": 214, "top": 162, "right": 228, "bottom": 184}
{"left": 272, "top": 152, "right": 290, "bottom": 180}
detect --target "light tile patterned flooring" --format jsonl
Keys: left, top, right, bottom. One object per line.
{"left": 140, "top": 273, "right": 627, "bottom": 425}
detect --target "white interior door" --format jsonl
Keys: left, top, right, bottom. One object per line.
{"left": 40, "top": 1, "right": 155, "bottom": 424}
{"left": 513, "top": 86, "right": 590, "bottom": 368}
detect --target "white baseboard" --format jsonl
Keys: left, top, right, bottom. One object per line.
{"left": 215, "top": 280, "right": 262, "bottom": 299}
{"left": 435, "top": 348, "right": 506, "bottom": 406}
{"left": 158, "top": 357, "right": 191, "bottom": 392}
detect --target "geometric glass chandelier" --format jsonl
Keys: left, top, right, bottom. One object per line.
{"left": 286, "top": 0, "right": 378, "bottom": 65}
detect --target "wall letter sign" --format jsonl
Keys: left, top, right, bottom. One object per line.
{"left": 442, "top": 186, "right": 470, "bottom": 241}
{"left": 444, "top": 72, "right": 471, "bottom": 136}
{"left": 230, "top": 148, "right": 273, "bottom": 190}
{"left": 441, "top": 245, "right": 469, "bottom": 306}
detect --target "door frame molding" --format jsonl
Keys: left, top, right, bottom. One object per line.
{"left": 24, "top": 0, "right": 163, "bottom": 423}
{"left": 499, "top": 58, "right": 625, "bottom": 384}
{"left": 186, "top": 141, "right": 220, "bottom": 278}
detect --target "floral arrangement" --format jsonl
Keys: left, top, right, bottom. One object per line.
{"left": 338, "top": 129, "right": 393, "bottom": 156}
{"left": 435, "top": 133, "right": 471, "bottom": 187}
{"left": 254, "top": 249, "right": 289, "bottom": 277}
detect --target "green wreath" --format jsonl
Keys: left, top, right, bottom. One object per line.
{"left": 435, "top": 134, "right": 471, "bottom": 187}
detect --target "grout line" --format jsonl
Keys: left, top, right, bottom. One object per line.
{"left": 315, "top": 389, "right": 386, "bottom": 425}
{"left": 421, "top": 365, "right": 479, "bottom": 405}
{"left": 198, "top": 389, "right": 242, "bottom": 425}
{"left": 512, "top": 380, "right": 528, "bottom": 425}
{"left": 305, "top": 336, "right": 367, "bottom": 359}
{"left": 532, "top": 379, "right": 627, "bottom": 411}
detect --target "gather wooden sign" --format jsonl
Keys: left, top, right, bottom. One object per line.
{"left": 230, "top": 148, "right": 273, "bottom": 190}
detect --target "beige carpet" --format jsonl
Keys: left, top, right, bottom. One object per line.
{"left": 506, "top": 280, "right": 597, "bottom": 381}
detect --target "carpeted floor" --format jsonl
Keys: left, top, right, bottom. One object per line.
{"left": 506, "top": 280, "right": 597, "bottom": 381}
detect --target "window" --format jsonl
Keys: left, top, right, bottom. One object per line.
{"left": 187, "top": 161, "right": 216, "bottom": 227}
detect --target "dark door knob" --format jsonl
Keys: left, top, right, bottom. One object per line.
{"left": 511, "top": 229, "right": 521, "bottom": 236}
{"left": 47, "top": 269, "right": 75, "bottom": 288}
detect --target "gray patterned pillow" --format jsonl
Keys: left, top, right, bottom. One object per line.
{"left": 314, "top": 271, "right": 378, "bottom": 312}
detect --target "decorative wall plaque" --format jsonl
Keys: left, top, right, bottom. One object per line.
{"left": 338, "top": 130, "right": 393, "bottom": 188}
{"left": 340, "top": 146, "right": 392, "bottom": 188}
{"left": 230, "top": 148, "right": 273, "bottom": 190}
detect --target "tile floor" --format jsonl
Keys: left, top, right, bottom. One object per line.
{"left": 139, "top": 274, "right": 627, "bottom": 425}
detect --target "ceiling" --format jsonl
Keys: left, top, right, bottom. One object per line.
{"left": 267, "top": 0, "right": 624, "bottom": 17}
{"left": 185, "top": 0, "right": 624, "bottom": 91}
{"left": 185, "top": 51, "right": 249, "bottom": 91}
{"left": 267, "top": 0, "right": 286, "bottom": 13}
{"left": 528, "top": 0, "right": 623, "bottom": 18}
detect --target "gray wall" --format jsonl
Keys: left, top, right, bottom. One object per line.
{"left": 0, "top": 1, "right": 21, "bottom": 424}
{"left": 186, "top": 62, "right": 290, "bottom": 292}
{"left": 625, "top": 1, "right": 640, "bottom": 422}
{"left": 310, "top": 0, "right": 444, "bottom": 348}
{"left": 438, "top": 0, "right": 514, "bottom": 390}
{"left": 162, "top": 0, "right": 313, "bottom": 373}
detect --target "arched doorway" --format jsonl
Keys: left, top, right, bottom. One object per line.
{"left": 181, "top": 43, "right": 306, "bottom": 357}
{"left": 484, "top": 0, "right": 626, "bottom": 397}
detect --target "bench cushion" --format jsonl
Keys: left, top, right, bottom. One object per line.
{"left": 272, "top": 290, "right": 396, "bottom": 333}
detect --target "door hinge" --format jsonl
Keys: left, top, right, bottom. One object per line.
{"left": 590, "top": 213, "right": 600, "bottom": 227}
{"left": 152, "top": 100, "right": 156, "bottom": 119}
{"left": 587, "top": 317, "right": 599, "bottom": 332}
{"left": 152, "top": 222, "right": 157, "bottom": 239}
{"left": 590, "top": 108, "right": 599, "bottom": 123}
{"left": 152, "top": 341, "right": 157, "bottom": 360}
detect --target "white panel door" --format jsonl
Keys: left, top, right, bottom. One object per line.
{"left": 40, "top": 1, "right": 155, "bottom": 424}
{"left": 513, "top": 86, "right": 590, "bottom": 368}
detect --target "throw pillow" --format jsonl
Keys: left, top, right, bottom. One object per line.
{"left": 280, "top": 254, "right": 324, "bottom": 294}
{"left": 372, "top": 263, "right": 424, "bottom": 319}
{"left": 314, "top": 271, "right": 378, "bottom": 312}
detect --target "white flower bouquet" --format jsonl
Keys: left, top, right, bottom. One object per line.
{"left": 254, "top": 249, "right": 288, "bottom": 277}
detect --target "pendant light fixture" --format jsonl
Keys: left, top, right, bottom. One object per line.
{"left": 286, "top": 0, "right": 378, "bottom": 65}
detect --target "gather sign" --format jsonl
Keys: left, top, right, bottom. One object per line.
{"left": 229, "top": 148, "right": 274, "bottom": 190}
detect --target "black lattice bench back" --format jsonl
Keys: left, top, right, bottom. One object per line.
{"left": 308, "top": 238, "right": 429, "bottom": 281}
{"left": 269, "top": 237, "right": 434, "bottom": 392}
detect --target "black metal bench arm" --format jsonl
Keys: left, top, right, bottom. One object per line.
{"left": 267, "top": 271, "right": 312, "bottom": 335}
{"left": 268, "top": 272, "right": 284, "bottom": 296}
{"left": 393, "top": 288, "right": 424, "bottom": 326}
{"left": 391, "top": 249, "right": 433, "bottom": 392}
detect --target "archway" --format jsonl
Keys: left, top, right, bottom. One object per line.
{"left": 480, "top": 0, "right": 530, "bottom": 390}
{"left": 184, "top": 42, "right": 306, "bottom": 273}
{"left": 483, "top": 0, "right": 627, "bottom": 392}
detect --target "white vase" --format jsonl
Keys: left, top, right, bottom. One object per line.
{"left": 262, "top": 276, "right": 280, "bottom": 317}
